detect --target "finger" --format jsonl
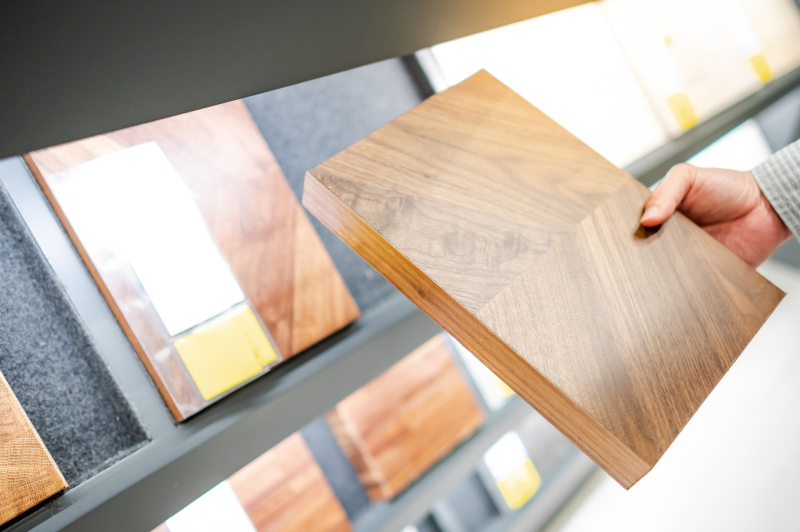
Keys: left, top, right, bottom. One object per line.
{"left": 640, "top": 163, "right": 696, "bottom": 226}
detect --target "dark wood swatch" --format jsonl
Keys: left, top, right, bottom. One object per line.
{"left": 26, "top": 101, "right": 359, "bottom": 420}
{"left": 229, "top": 433, "right": 351, "bottom": 532}
{"left": 0, "top": 371, "right": 67, "bottom": 525}
{"left": 327, "top": 334, "right": 485, "bottom": 500}
{"left": 303, "top": 70, "right": 785, "bottom": 488}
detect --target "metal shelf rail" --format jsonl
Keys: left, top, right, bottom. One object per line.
{"left": 1, "top": 63, "right": 799, "bottom": 532}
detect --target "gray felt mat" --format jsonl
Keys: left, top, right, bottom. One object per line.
{"left": 245, "top": 58, "right": 426, "bottom": 312}
{"left": 0, "top": 179, "right": 148, "bottom": 486}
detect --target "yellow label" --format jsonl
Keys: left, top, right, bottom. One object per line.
{"left": 230, "top": 306, "right": 278, "bottom": 367}
{"left": 666, "top": 93, "right": 698, "bottom": 130}
{"left": 750, "top": 53, "right": 773, "bottom": 83}
{"left": 496, "top": 458, "right": 542, "bottom": 510}
{"left": 175, "top": 306, "right": 273, "bottom": 400}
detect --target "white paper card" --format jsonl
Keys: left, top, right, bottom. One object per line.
{"left": 166, "top": 481, "right": 255, "bottom": 532}
{"left": 484, "top": 431, "right": 530, "bottom": 482}
{"left": 64, "top": 142, "right": 244, "bottom": 336}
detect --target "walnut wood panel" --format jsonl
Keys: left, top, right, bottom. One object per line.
{"left": 303, "top": 70, "right": 785, "bottom": 488}
{"left": 228, "top": 433, "right": 350, "bottom": 532}
{"left": 0, "top": 371, "right": 67, "bottom": 525}
{"left": 26, "top": 101, "right": 359, "bottom": 420}
{"left": 327, "top": 334, "right": 485, "bottom": 500}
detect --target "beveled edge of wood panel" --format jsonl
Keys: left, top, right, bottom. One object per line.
{"left": 303, "top": 172, "right": 650, "bottom": 489}
{"left": 23, "top": 154, "right": 187, "bottom": 422}
{"left": 0, "top": 371, "right": 68, "bottom": 525}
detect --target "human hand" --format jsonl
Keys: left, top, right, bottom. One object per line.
{"left": 640, "top": 163, "right": 791, "bottom": 267}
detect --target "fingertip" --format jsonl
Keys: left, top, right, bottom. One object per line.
{"left": 640, "top": 205, "right": 663, "bottom": 226}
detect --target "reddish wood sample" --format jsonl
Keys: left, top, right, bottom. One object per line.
{"left": 327, "top": 335, "right": 485, "bottom": 500}
{"left": 0, "top": 371, "right": 67, "bottom": 525}
{"left": 229, "top": 433, "right": 351, "bottom": 532}
{"left": 26, "top": 101, "right": 359, "bottom": 420}
{"left": 303, "top": 70, "right": 785, "bottom": 488}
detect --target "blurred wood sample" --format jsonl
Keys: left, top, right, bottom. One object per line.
{"left": 327, "top": 335, "right": 485, "bottom": 500}
{"left": 0, "top": 371, "right": 67, "bottom": 525}
{"left": 229, "top": 433, "right": 350, "bottom": 532}
{"left": 26, "top": 101, "right": 359, "bottom": 421}
{"left": 303, "top": 70, "right": 784, "bottom": 489}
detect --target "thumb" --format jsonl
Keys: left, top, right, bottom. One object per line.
{"left": 640, "top": 163, "right": 697, "bottom": 227}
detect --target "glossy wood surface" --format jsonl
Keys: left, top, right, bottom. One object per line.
{"left": 27, "top": 101, "right": 359, "bottom": 420}
{"left": 228, "top": 433, "right": 350, "bottom": 532}
{"left": 327, "top": 334, "right": 485, "bottom": 500}
{"left": 0, "top": 371, "right": 67, "bottom": 525}
{"left": 303, "top": 71, "right": 785, "bottom": 488}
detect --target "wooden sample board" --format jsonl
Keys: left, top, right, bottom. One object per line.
{"left": 27, "top": 101, "right": 359, "bottom": 420}
{"left": 228, "top": 433, "right": 351, "bottom": 532}
{"left": 327, "top": 334, "right": 485, "bottom": 500}
{"left": 0, "top": 371, "right": 67, "bottom": 525}
{"left": 303, "top": 71, "right": 784, "bottom": 488}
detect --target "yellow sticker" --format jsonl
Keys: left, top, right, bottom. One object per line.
{"left": 230, "top": 306, "right": 278, "bottom": 367}
{"left": 175, "top": 306, "right": 272, "bottom": 400}
{"left": 496, "top": 459, "right": 542, "bottom": 510}
{"left": 750, "top": 53, "right": 773, "bottom": 84}
{"left": 666, "top": 93, "right": 698, "bottom": 131}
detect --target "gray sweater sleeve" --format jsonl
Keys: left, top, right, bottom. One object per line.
{"left": 752, "top": 139, "right": 800, "bottom": 237}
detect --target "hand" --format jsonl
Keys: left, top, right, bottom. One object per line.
{"left": 640, "top": 163, "right": 791, "bottom": 267}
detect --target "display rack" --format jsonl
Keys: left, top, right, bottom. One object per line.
{"left": 1, "top": 56, "right": 800, "bottom": 532}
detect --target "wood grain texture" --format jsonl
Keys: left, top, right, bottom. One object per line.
{"left": 228, "top": 433, "right": 350, "bottom": 532}
{"left": 303, "top": 70, "right": 785, "bottom": 488}
{"left": 327, "top": 334, "right": 485, "bottom": 500}
{"left": 0, "top": 371, "right": 67, "bottom": 525}
{"left": 26, "top": 101, "right": 359, "bottom": 420}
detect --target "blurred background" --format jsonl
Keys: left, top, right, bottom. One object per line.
{"left": 4, "top": 0, "right": 800, "bottom": 531}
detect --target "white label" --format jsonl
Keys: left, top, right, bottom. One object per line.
{"left": 63, "top": 142, "right": 244, "bottom": 336}
{"left": 166, "top": 481, "right": 255, "bottom": 532}
{"left": 484, "top": 431, "right": 529, "bottom": 481}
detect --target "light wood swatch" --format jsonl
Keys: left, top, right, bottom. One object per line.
{"left": 327, "top": 335, "right": 485, "bottom": 500}
{"left": 228, "top": 433, "right": 350, "bottom": 532}
{"left": 26, "top": 101, "right": 359, "bottom": 420}
{"left": 0, "top": 371, "right": 67, "bottom": 525}
{"left": 303, "top": 71, "right": 785, "bottom": 488}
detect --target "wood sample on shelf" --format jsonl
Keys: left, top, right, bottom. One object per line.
{"left": 600, "top": 0, "right": 763, "bottom": 133}
{"left": 0, "top": 371, "right": 67, "bottom": 525}
{"left": 228, "top": 433, "right": 351, "bottom": 532}
{"left": 327, "top": 334, "right": 485, "bottom": 500}
{"left": 303, "top": 71, "right": 785, "bottom": 489}
{"left": 26, "top": 101, "right": 359, "bottom": 421}
{"left": 429, "top": 2, "right": 668, "bottom": 167}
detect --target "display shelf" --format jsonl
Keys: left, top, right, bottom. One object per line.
{"left": 0, "top": 155, "right": 441, "bottom": 532}
{"left": 0, "top": 51, "right": 799, "bottom": 532}
{"left": 0, "top": 0, "right": 595, "bottom": 159}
